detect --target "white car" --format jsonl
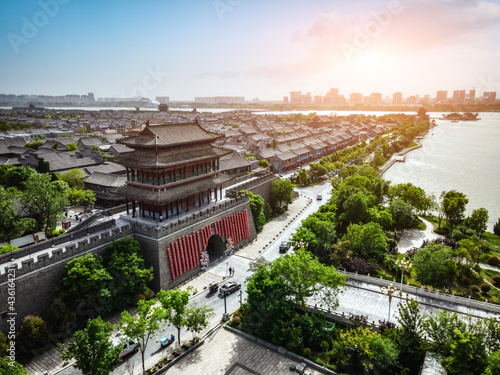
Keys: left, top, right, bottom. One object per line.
{"left": 112, "top": 337, "right": 138, "bottom": 360}
{"left": 317, "top": 194, "right": 322, "bottom": 200}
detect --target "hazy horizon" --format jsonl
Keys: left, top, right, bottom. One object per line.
{"left": 1, "top": 0, "right": 500, "bottom": 101}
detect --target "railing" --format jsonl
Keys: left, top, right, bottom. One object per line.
{"left": 0, "top": 220, "right": 117, "bottom": 265}
{"left": 129, "top": 170, "right": 216, "bottom": 187}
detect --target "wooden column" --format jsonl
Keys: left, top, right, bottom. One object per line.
{"left": 176, "top": 199, "right": 179, "bottom": 216}
{"left": 186, "top": 197, "right": 189, "bottom": 212}
{"left": 132, "top": 200, "right": 136, "bottom": 216}
{"left": 126, "top": 199, "right": 129, "bottom": 215}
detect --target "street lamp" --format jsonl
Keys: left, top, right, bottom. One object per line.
{"left": 396, "top": 259, "right": 411, "bottom": 292}
{"left": 381, "top": 284, "right": 402, "bottom": 322}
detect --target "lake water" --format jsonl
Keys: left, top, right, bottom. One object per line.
{"left": 384, "top": 112, "right": 500, "bottom": 232}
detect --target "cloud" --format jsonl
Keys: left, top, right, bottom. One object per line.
{"left": 246, "top": 0, "right": 500, "bottom": 81}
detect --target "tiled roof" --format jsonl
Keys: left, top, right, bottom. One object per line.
{"left": 112, "top": 145, "right": 232, "bottom": 169}
{"left": 84, "top": 172, "right": 127, "bottom": 187}
{"left": 113, "top": 174, "right": 234, "bottom": 203}
{"left": 118, "top": 120, "right": 223, "bottom": 148}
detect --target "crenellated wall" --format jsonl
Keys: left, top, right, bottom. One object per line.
{"left": 0, "top": 225, "right": 133, "bottom": 332}
{"left": 0, "top": 195, "right": 257, "bottom": 332}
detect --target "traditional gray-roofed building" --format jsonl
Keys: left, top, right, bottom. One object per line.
{"left": 77, "top": 137, "right": 110, "bottom": 150}
{"left": 83, "top": 162, "right": 126, "bottom": 176}
{"left": 84, "top": 172, "right": 127, "bottom": 207}
{"left": 108, "top": 143, "right": 133, "bottom": 157}
{"left": 219, "top": 151, "right": 252, "bottom": 176}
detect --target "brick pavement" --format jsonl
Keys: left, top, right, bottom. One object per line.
{"left": 236, "top": 195, "right": 312, "bottom": 260}
{"left": 167, "top": 327, "right": 325, "bottom": 375}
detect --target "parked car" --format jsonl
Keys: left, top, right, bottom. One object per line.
{"left": 112, "top": 337, "right": 138, "bottom": 361}
{"left": 317, "top": 194, "right": 322, "bottom": 200}
{"left": 279, "top": 241, "right": 289, "bottom": 253}
{"left": 218, "top": 281, "right": 241, "bottom": 297}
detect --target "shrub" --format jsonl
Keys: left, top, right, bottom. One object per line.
{"left": 16, "top": 316, "right": 49, "bottom": 360}
{"left": 345, "top": 257, "right": 380, "bottom": 274}
{"left": 471, "top": 285, "right": 480, "bottom": 293}
{"left": 232, "top": 316, "right": 241, "bottom": 325}
{"left": 378, "top": 320, "right": 396, "bottom": 333}
{"left": 460, "top": 277, "right": 471, "bottom": 286}
{"left": 233, "top": 311, "right": 242, "bottom": 318}
{"left": 45, "top": 297, "right": 76, "bottom": 334}
{"left": 462, "top": 289, "right": 477, "bottom": 299}
{"left": 320, "top": 340, "right": 329, "bottom": 353}
{"left": 144, "top": 289, "right": 155, "bottom": 300}
{"left": 303, "top": 347, "right": 312, "bottom": 357}
{"left": 492, "top": 275, "right": 500, "bottom": 285}
{"left": 494, "top": 218, "right": 500, "bottom": 236}
{"left": 480, "top": 284, "right": 491, "bottom": 293}
{"left": 488, "top": 256, "right": 500, "bottom": 267}
{"left": 133, "top": 294, "right": 145, "bottom": 304}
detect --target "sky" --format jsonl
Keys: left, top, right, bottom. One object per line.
{"left": 1, "top": 0, "right": 500, "bottom": 101}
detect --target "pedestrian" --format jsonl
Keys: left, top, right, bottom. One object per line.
{"left": 232, "top": 267, "right": 235, "bottom": 276}
{"left": 228, "top": 267, "right": 232, "bottom": 276}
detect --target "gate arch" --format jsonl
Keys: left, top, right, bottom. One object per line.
{"left": 206, "top": 234, "right": 225, "bottom": 260}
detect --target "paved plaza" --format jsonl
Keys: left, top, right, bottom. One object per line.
{"left": 167, "top": 327, "right": 325, "bottom": 375}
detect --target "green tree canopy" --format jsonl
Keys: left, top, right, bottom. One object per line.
{"left": 271, "top": 179, "right": 294, "bottom": 210}
{"left": 57, "top": 168, "right": 86, "bottom": 189}
{"left": 389, "top": 198, "right": 415, "bottom": 230}
{"left": 0, "top": 187, "right": 36, "bottom": 242}
{"left": 0, "top": 357, "right": 28, "bottom": 375}
{"left": 58, "top": 253, "right": 113, "bottom": 317}
{"left": 240, "top": 190, "right": 265, "bottom": 231}
{"left": 65, "top": 143, "right": 78, "bottom": 151}
{"left": 20, "top": 173, "right": 69, "bottom": 234}
{"left": 468, "top": 207, "right": 489, "bottom": 235}
{"left": 61, "top": 316, "right": 121, "bottom": 375}
{"left": 414, "top": 243, "right": 458, "bottom": 288}
{"left": 347, "top": 222, "right": 388, "bottom": 259}
{"left": 185, "top": 303, "right": 215, "bottom": 340}
{"left": 120, "top": 300, "right": 166, "bottom": 375}
{"left": 441, "top": 190, "right": 469, "bottom": 229}
{"left": 157, "top": 288, "right": 191, "bottom": 350}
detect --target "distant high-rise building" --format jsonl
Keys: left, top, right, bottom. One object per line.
{"left": 468, "top": 90, "right": 475, "bottom": 102}
{"left": 283, "top": 96, "right": 288, "bottom": 104}
{"left": 392, "top": 92, "right": 403, "bottom": 105}
{"left": 370, "top": 92, "right": 383, "bottom": 105}
{"left": 407, "top": 96, "right": 417, "bottom": 105}
{"left": 324, "top": 88, "right": 339, "bottom": 104}
{"left": 350, "top": 92, "right": 363, "bottom": 105}
{"left": 290, "top": 91, "right": 303, "bottom": 105}
{"left": 156, "top": 96, "right": 170, "bottom": 104}
{"left": 88, "top": 92, "right": 95, "bottom": 102}
{"left": 436, "top": 90, "right": 448, "bottom": 103}
{"left": 314, "top": 95, "right": 324, "bottom": 105}
{"left": 483, "top": 92, "right": 497, "bottom": 103}
{"left": 452, "top": 90, "right": 466, "bottom": 104}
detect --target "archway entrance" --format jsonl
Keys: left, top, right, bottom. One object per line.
{"left": 206, "top": 234, "right": 225, "bottom": 261}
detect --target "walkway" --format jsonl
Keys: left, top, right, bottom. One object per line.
{"left": 397, "top": 216, "right": 440, "bottom": 253}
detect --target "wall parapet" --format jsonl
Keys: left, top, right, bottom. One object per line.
{"left": 0, "top": 224, "right": 133, "bottom": 281}
{"left": 133, "top": 195, "right": 251, "bottom": 239}
{"left": 226, "top": 172, "right": 276, "bottom": 197}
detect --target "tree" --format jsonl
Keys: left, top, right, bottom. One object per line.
{"left": 46, "top": 297, "right": 76, "bottom": 334}
{"left": 367, "top": 334, "right": 399, "bottom": 371}
{"left": 241, "top": 190, "right": 265, "bottom": 231}
{"left": 441, "top": 190, "right": 469, "bottom": 229}
{"left": 0, "top": 187, "right": 36, "bottom": 242}
{"left": 423, "top": 311, "right": 467, "bottom": 357}
{"left": 397, "top": 297, "right": 426, "bottom": 372}
{"left": 483, "top": 350, "right": 500, "bottom": 375}
{"left": 297, "top": 168, "right": 310, "bottom": 186}
{"left": 65, "top": 143, "right": 78, "bottom": 151}
{"left": 0, "top": 357, "right": 28, "bottom": 375}
{"left": 457, "top": 238, "right": 481, "bottom": 272}
{"left": 157, "top": 288, "right": 191, "bottom": 351}
{"left": 65, "top": 188, "right": 96, "bottom": 208}
{"left": 389, "top": 183, "right": 427, "bottom": 213}
{"left": 57, "top": 168, "right": 86, "bottom": 189}
{"left": 185, "top": 303, "right": 215, "bottom": 340}
{"left": 20, "top": 173, "right": 69, "bottom": 234}
{"left": 258, "top": 159, "right": 269, "bottom": 169}
{"left": 494, "top": 218, "right": 500, "bottom": 236}
{"left": 444, "top": 329, "right": 486, "bottom": 375}
{"left": 414, "top": 243, "right": 457, "bottom": 288}
{"left": 58, "top": 253, "right": 113, "bottom": 317}
{"left": 120, "top": 300, "right": 166, "bottom": 375}
{"left": 389, "top": 198, "right": 414, "bottom": 230}
{"left": 271, "top": 249, "right": 347, "bottom": 310}
{"left": 104, "top": 238, "right": 153, "bottom": 310}
{"left": 340, "top": 192, "right": 370, "bottom": 225}
{"left": 271, "top": 179, "right": 294, "bottom": 210}
{"left": 0, "top": 165, "right": 37, "bottom": 190}
{"left": 347, "top": 222, "right": 388, "bottom": 259}
{"left": 60, "top": 317, "right": 121, "bottom": 375}
{"left": 292, "top": 215, "right": 336, "bottom": 260}
{"left": 16, "top": 316, "right": 49, "bottom": 360}
{"left": 468, "top": 207, "right": 488, "bottom": 235}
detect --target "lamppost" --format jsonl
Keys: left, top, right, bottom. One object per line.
{"left": 396, "top": 259, "right": 411, "bottom": 292}
{"left": 381, "top": 284, "right": 402, "bottom": 322}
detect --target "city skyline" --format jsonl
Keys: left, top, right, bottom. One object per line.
{"left": 1, "top": 0, "right": 500, "bottom": 100}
